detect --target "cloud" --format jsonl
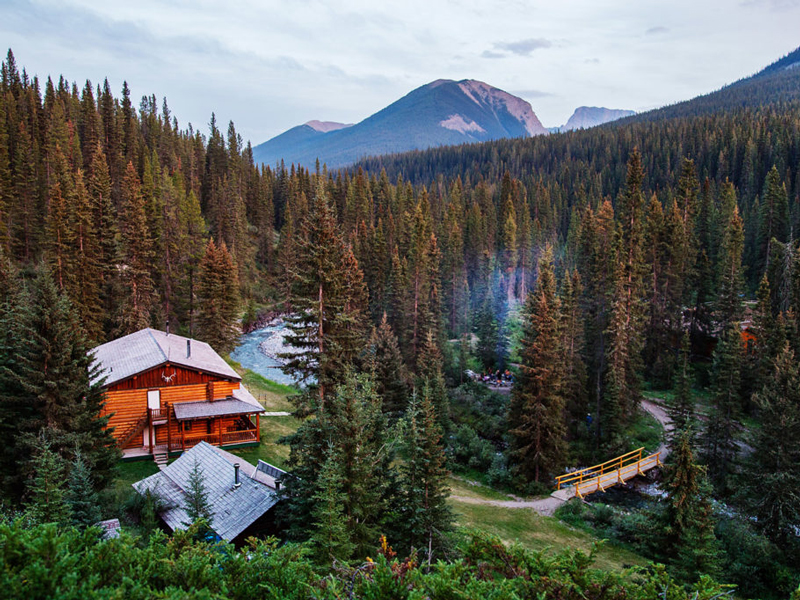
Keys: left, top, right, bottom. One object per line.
{"left": 646, "top": 26, "right": 669, "bottom": 35}
{"left": 481, "top": 50, "right": 506, "bottom": 59}
{"left": 585, "top": 58, "right": 601, "bottom": 64}
{"left": 493, "top": 38, "right": 552, "bottom": 56}
{"left": 740, "top": 0, "right": 800, "bottom": 8}
{"left": 511, "top": 88, "right": 553, "bottom": 98}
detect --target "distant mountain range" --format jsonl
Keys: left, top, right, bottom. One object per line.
{"left": 252, "top": 79, "right": 549, "bottom": 169}
{"left": 558, "top": 107, "right": 636, "bottom": 132}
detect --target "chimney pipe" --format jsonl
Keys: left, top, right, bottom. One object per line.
{"left": 166, "top": 318, "right": 170, "bottom": 336}
{"left": 234, "top": 463, "right": 241, "bottom": 488}
{"left": 186, "top": 339, "right": 191, "bottom": 358}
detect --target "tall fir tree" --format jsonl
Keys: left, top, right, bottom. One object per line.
{"left": 66, "top": 451, "right": 102, "bottom": 529}
{"left": 701, "top": 322, "right": 743, "bottom": 493}
{"left": 114, "top": 161, "right": 156, "bottom": 335}
{"left": 401, "top": 386, "right": 453, "bottom": 563}
{"left": 661, "top": 430, "right": 722, "bottom": 583}
{"left": 25, "top": 435, "right": 71, "bottom": 526}
{"left": 364, "top": 313, "right": 409, "bottom": 420}
{"left": 310, "top": 447, "right": 354, "bottom": 563}
{"left": 508, "top": 246, "right": 566, "bottom": 483}
{"left": 741, "top": 342, "right": 800, "bottom": 558}
{"left": 195, "top": 238, "right": 241, "bottom": 354}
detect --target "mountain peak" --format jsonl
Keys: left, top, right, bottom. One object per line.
{"left": 305, "top": 120, "right": 353, "bottom": 133}
{"left": 254, "top": 78, "right": 547, "bottom": 168}
{"left": 560, "top": 106, "right": 636, "bottom": 132}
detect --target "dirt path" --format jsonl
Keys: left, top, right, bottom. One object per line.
{"left": 450, "top": 399, "right": 673, "bottom": 517}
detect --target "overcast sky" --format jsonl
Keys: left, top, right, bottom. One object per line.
{"left": 2, "top": 0, "right": 800, "bottom": 144}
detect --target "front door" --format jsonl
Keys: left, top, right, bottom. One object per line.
{"left": 146, "top": 390, "right": 161, "bottom": 449}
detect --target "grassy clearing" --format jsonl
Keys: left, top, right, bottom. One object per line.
{"left": 623, "top": 409, "right": 662, "bottom": 454}
{"left": 229, "top": 415, "right": 299, "bottom": 468}
{"left": 450, "top": 500, "right": 646, "bottom": 572}
{"left": 448, "top": 476, "right": 516, "bottom": 501}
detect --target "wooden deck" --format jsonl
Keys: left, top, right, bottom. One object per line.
{"left": 555, "top": 447, "right": 663, "bottom": 499}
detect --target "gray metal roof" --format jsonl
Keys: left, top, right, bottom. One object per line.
{"left": 173, "top": 398, "right": 265, "bottom": 421}
{"left": 91, "top": 328, "right": 241, "bottom": 387}
{"left": 132, "top": 442, "right": 279, "bottom": 541}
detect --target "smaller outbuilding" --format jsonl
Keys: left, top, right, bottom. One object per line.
{"left": 133, "top": 441, "right": 285, "bottom": 543}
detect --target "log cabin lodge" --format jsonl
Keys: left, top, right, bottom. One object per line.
{"left": 92, "top": 328, "right": 265, "bottom": 459}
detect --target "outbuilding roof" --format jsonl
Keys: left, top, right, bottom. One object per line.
{"left": 132, "top": 441, "right": 279, "bottom": 541}
{"left": 91, "top": 328, "right": 241, "bottom": 387}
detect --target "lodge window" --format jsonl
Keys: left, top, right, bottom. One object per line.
{"left": 207, "top": 419, "right": 213, "bottom": 434}
{"left": 184, "top": 421, "right": 192, "bottom": 432}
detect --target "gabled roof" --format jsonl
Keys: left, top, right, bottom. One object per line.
{"left": 133, "top": 442, "right": 279, "bottom": 541}
{"left": 91, "top": 328, "right": 241, "bottom": 387}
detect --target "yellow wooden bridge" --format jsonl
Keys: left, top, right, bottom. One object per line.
{"left": 555, "top": 447, "right": 663, "bottom": 499}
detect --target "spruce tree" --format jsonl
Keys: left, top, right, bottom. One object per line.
{"left": 401, "top": 387, "right": 453, "bottom": 563}
{"left": 756, "top": 166, "right": 790, "bottom": 278}
{"left": 114, "top": 161, "right": 156, "bottom": 335}
{"left": 183, "top": 457, "right": 213, "bottom": 526}
{"left": 25, "top": 436, "right": 71, "bottom": 526}
{"left": 364, "top": 313, "right": 409, "bottom": 420}
{"left": 669, "top": 332, "right": 696, "bottom": 443}
{"left": 561, "top": 269, "right": 587, "bottom": 434}
{"left": 702, "top": 322, "right": 742, "bottom": 493}
{"left": 508, "top": 246, "right": 566, "bottom": 483}
{"left": 741, "top": 343, "right": 800, "bottom": 556}
{"left": 716, "top": 204, "right": 745, "bottom": 328}
{"left": 66, "top": 451, "right": 102, "bottom": 528}
{"left": 283, "top": 182, "right": 368, "bottom": 399}
{"left": 195, "top": 238, "right": 241, "bottom": 354}
{"left": 311, "top": 448, "right": 354, "bottom": 563}
{"left": 661, "top": 430, "right": 722, "bottom": 583}
{"left": 6, "top": 265, "right": 118, "bottom": 490}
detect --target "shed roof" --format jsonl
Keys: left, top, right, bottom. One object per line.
{"left": 132, "top": 441, "right": 279, "bottom": 541}
{"left": 173, "top": 397, "right": 264, "bottom": 421}
{"left": 91, "top": 328, "right": 241, "bottom": 387}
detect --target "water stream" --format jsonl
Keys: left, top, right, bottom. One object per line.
{"left": 230, "top": 320, "right": 302, "bottom": 387}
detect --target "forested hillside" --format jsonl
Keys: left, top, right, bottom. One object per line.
{"left": 2, "top": 44, "right": 800, "bottom": 597}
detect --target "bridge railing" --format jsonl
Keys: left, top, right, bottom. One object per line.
{"left": 555, "top": 447, "right": 645, "bottom": 490}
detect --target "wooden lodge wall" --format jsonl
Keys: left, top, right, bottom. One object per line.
{"left": 106, "top": 364, "right": 236, "bottom": 391}
{"left": 100, "top": 364, "right": 243, "bottom": 449}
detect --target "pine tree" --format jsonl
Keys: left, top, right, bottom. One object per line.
{"left": 311, "top": 447, "right": 354, "bottom": 563}
{"left": 661, "top": 430, "right": 722, "bottom": 583}
{"left": 508, "top": 246, "right": 566, "bottom": 483}
{"left": 66, "top": 451, "right": 102, "bottom": 528}
{"left": 401, "top": 387, "right": 453, "bottom": 563}
{"left": 195, "top": 238, "right": 241, "bottom": 354}
{"left": 25, "top": 435, "right": 71, "bottom": 526}
{"left": 742, "top": 343, "right": 800, "bottom": 556}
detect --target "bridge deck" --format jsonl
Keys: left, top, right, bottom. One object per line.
{"left": 556, "top": 447, "right": 663, "bottom": 499}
